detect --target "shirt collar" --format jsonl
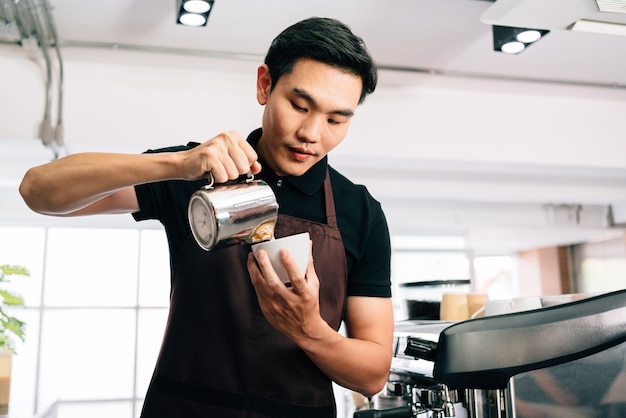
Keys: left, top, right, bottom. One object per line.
{"left": 247, "top": 128, "right": 327, "bottom": 196}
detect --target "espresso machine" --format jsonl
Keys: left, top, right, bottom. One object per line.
{"left": 355, "top": 289, "right": 626, "bottom": 418}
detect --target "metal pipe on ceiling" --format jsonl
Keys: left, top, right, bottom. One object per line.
{"left": 0, "top": 0, "right": 65, "bottom": 157}
{"left": 26, "top": 0, "right": 54, "bottom": 147}
{"left": 55, "top": 39, "right": 626, "bottom": 91}
{"left": 42, "top": 0, "right": 64, "bottom": 148}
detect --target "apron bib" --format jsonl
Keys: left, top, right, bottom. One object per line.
{"left": 141, "top": 173, "right": 347, "bottom": 418}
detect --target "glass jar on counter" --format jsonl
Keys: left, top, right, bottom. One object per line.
{"left": 399, "top": 280, "right": 470, "bottom": 320}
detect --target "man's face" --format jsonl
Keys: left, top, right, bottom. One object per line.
{"left": 256, "top": 58, "right": 362, "bottom": 177}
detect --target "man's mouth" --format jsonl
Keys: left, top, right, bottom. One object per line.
{"left": 289, "top": 147, "right": 314, "bottom": 162}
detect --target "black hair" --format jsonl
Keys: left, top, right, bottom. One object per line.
{"left": 264, "top": 17, "right": 377, "bottom": 104}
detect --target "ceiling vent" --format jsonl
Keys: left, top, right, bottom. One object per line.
{"left": 596, "top": 0, "right": 626, "bottom": 14}
{"left": 569, "top": 1, "right": 626, "bottom": 36}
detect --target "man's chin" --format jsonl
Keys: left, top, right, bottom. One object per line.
{"left": 275, "top": 163, "right": 311, "bottom": 177}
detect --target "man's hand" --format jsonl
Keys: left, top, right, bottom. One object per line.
{"left": 247, "top": 246, "right": 327, "bottom": 342}
{"left": 247, "top": 247, "right": 394, "bottom": 397}
{"left": 179, "top": 130, "right": 262, "bottom": 182}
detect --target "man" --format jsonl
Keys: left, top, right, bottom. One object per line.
{"left": 20, "top": 17, "right": 393, "bottom": 417}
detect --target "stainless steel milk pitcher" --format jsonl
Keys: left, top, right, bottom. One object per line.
{"left": 188, "top": 173, "right": 279, "bottom": 251}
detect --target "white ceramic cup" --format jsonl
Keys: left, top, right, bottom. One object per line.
{"left": 504, "top": 296, "right": 543, "bottom": 313}
{"left": 471, "top": 299, "right": 508, "bottom": 317}
{"left": 472, "top": 296, "right": 543, "bottom": 317}
{"left": 471, "top": 296, "right": 543, "bottom": 317}
{"left": 251, "top": 232, "right": 310, "bottom": 284}
{"left": 540, "top": 293, "right": 591, "bottom": 307}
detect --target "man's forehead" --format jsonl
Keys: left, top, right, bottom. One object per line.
{"left": 277, "top": 60, "right": 362, "bottom": 108}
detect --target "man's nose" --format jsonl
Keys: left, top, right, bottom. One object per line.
{"left": 297, "top": 116, "right": 323, "bottom": 143}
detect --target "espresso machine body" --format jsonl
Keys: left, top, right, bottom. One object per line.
{"left": 355, "top": 289, "right": 626, "bottom": 418}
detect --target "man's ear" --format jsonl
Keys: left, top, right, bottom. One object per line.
{"left": 256, "top": 64, "right": 271, "bottom": 105}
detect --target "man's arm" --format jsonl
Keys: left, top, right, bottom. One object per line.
{"left": 19, "top": 131, "right": 260, "bottom": 216}
{"left": 303, "top": 295, "right": 394, "bottom": 397}
{"left": 20, "top": 152, "right": 173, "bottom": 216}
{"left": 248, "top": 250, "right": 394, "bottom": 397}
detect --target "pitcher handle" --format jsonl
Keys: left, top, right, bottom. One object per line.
{"left": 202, "top": 171, "right": 254, "bottom": 190}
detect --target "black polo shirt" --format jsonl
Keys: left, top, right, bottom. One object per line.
{"left": 133, "top": 128, "right": 391, "bottom": 298}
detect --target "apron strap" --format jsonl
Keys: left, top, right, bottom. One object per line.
{"left": 323, "top": 170, "right": 338, "bottom": 229}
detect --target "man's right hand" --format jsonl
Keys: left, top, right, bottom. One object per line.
{"left": 179, "top": 130, "right": 262, "bottom": 183}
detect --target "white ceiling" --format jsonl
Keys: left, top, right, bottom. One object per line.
{"left": 1, "top": 0, "right": 626, "bottom": 253}
{"left": 38, "top": 0, "right": 626, "bottom": 87}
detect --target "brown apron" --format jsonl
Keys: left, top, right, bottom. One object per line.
{"left": 140, "top": 173, "right": 348, "bottom": 417}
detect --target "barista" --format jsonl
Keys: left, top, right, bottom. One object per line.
{"left": 19, "top": 17, "right": 394, "bottom": 418}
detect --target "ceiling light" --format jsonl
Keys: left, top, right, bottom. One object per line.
{"left": 492, "top": 25, "right": 549, "bottom": 55}
{"left": 501, "top": 41, "right": 525, "bottom": 55}
{"left": 177, "top": 0, "right": 214, "bottom": 27}
{"left": 183, "top": 0, "right": 211, "bottom": 13}
{"left": 516, "top": 30, "right": 541, "bottom": 44}
{"left": 179, "top": 13, "right": 206, "bottom": 27}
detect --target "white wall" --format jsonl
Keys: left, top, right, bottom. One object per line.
{"left": 2, "top": 44, "right": 626, "bottom": 252}
{"left": 2, "top": 45, "right": 626, "bottom": 166}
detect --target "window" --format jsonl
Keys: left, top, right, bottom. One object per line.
{"left": 472, "top": 255, "right": 515, "bottom": 300}
{"left": 3, "top": 226, "right": 517, "bottom": 417}
{"left": 0, "top": 226, "right": 169, "bottom": 418}
{"left": 571, "top": 235, "right": 626, "bottom": 294}
{"left": 390, "top": 235, "right": 514, "bottom": 321}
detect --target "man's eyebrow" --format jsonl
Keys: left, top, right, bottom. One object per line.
{"left": 292, "top": 88, "right": 355, "bottom": 117}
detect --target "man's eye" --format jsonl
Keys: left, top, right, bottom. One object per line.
{"left": 327, "top": 118, "right": 340, "bottom": 125}
{"left": 292, "top": 102, "right": 307, "bottom": 112}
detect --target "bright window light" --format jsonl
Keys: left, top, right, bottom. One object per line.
{"left": 179, "top": 13, "right": 207, "bottom": 27}
{"left": 392, "top": 235, "right": 466, "bottom": 250}
{"left": 183, "top": 0, "right": 211, "bottom": 14}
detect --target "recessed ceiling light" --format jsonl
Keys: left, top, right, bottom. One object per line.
{"left": 492, "top": 26, "right": 549, "bottom": 54}
{"left": 516, "top": 30, "right": 542, "bottom": 44}
{"left": 176, "top": 0, "right": 214, "bottom": 27}
{"left": 179, "top": 13, "right": 207, "bottom": 27}
{"left": 501, "top": 41, "right": 525, "bottom": 54}
{"left": 183, "top": 0, "right": 211, "bottom": 14}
